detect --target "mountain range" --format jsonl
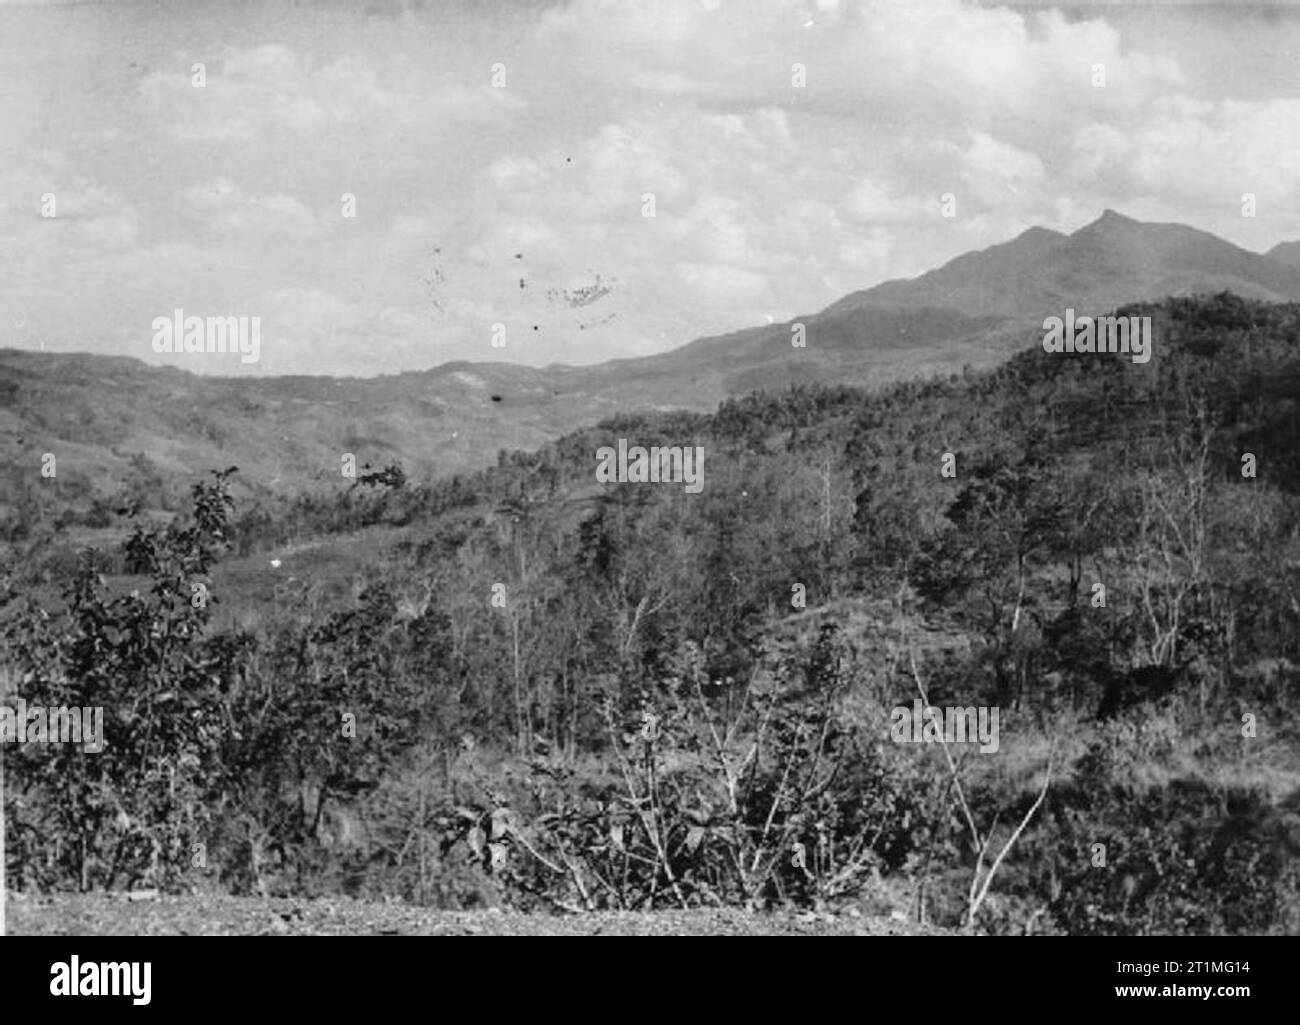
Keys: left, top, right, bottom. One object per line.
{"left": 5, "top": 209, "right": 1300, "bottom": 510}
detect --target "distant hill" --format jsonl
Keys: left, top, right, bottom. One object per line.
{"left": 1266, "top": 239, "right": 1300, "bottom": 270}
{"left": 828, "top": 210, "right": 1300, "bottom": 318}
{"left": 6, "top": 210, "right": 1300, "bottom": 509}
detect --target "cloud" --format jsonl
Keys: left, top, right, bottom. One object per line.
{"left": 140, "top": 43, "right": 524, "bottom": 144}
{"left": 533, "top": 0, "right": 1181, "bottom": 128}
{"left": 959, "top": 133, "right": 1047, "bottom": 206}
{"left": 0, "top": 160, "right": 141, "bottom": 252}
{"left": 178, "top": 179, "right": 321, "bottom": 238}
{"left": 241, "top": 286, "right": 444, "bottom": 376}
{"left": 7, "top": 0, "right": 1300, "bottom": 374}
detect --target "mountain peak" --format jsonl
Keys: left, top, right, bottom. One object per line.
{"left": 1082, "top": 208, "right": 1140, "bottom": 232}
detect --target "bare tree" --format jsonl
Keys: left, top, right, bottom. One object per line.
{"left": 908, "top": 646, "right": 1053, "bottom": 929}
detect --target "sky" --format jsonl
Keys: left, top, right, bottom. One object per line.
{"left": 3, "top": 0, "right": 1300, "bottom": 376}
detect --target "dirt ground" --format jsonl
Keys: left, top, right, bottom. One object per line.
{"left": 5, "top": 892, "right": 951, "bottom": 936}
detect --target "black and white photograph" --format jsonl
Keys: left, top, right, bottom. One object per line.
{"left": 0, "top": 0, "right": 1296, "bottom": 1002}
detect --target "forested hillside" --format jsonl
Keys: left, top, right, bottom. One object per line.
{"left": 8, "top": 211, "right": 1300, "bottom": 526}
{"left": 3, "top": 292, "right": 1299, "bottom": 934}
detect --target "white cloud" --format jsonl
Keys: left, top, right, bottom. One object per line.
{"left": 7, "top": 0, "right": 1300, "bottom": 374}
{"left": 178, "top": 179, "right": 321, "bottom": 238}
{"left": 959, "top": 133, "right": 1047, "bottom": 206}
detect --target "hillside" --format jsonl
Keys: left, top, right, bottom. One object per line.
{"left": 1266, "top": 240, "right": 1300, "bottom": 270}
{"left": 7, "top": 211, "right": 1300, "bottom": 527}
{"left": 830, "top": 210, "right": 1300, "bottom": 318}
{"left": 4, "top": 291, "right": 1299, "bottom": 934}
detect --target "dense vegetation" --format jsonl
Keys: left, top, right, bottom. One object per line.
{"left": 3, "top": 292, "right": 1298, "bottom": 933}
